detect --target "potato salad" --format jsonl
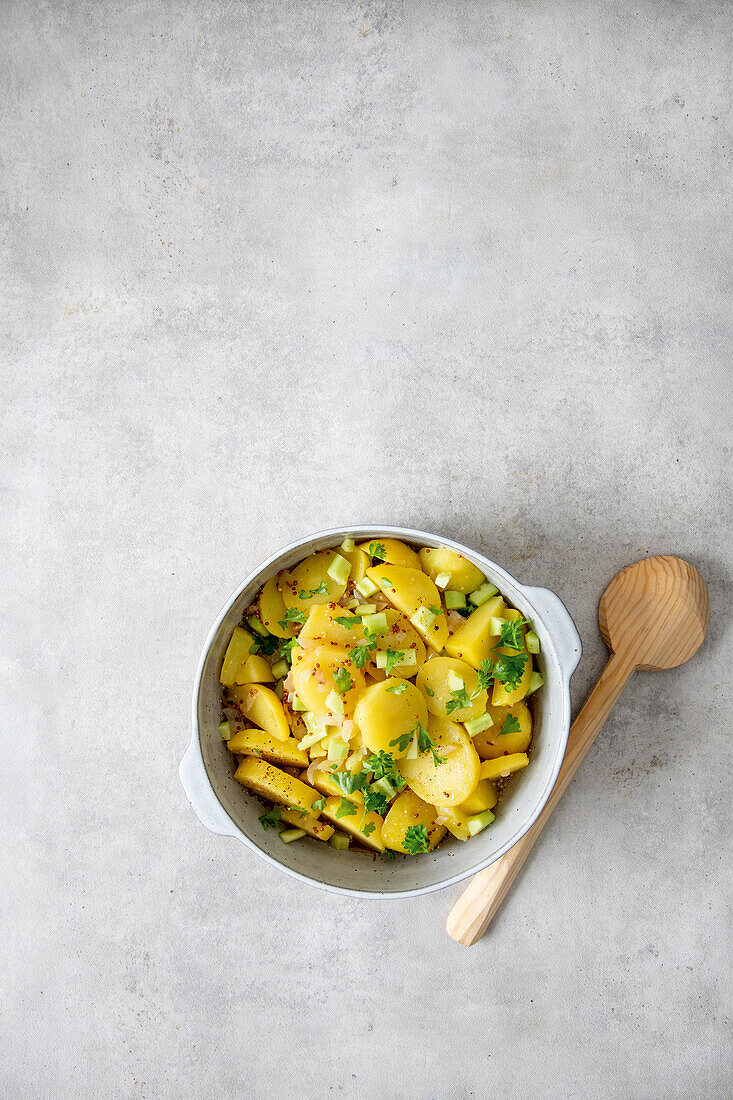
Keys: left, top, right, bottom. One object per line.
{"left": 218, "top": 538, "right": 544, "bottom": 856}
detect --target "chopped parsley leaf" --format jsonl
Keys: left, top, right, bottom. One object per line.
{"left": 490, "top": 652, "right": 529, "bottom": 690}
{"left": 362, "top": 821, "right": 376, "bottom": 838}
{"left": 278, "top": 608, "right": 306, "bottom": 630}
{"left": 362, "top": 790, "right": 389, "bottom": 817}
{"left": 415, "top": 721, "right": 447, "bottom": 766}
{"left": 259, "top": 808, "right": 282, "bottom": 830}
{"left": 335, "top": 798, "right": 357, "bottom": 820}
{"left": 311, "top": 797, "right": 326, "bottom": 812}
{"left": 385, "top": 681, "right": 407, "bottom": 694}
{"left": 367, "top": 541, "right": 387, "bottom": 564}
{"left": 299, "top": 581, "right": 329, "bottom": 599}
{"left": 498, "top": 715, "right": 522, "bottom": 736}
{"left": 334, "top": 616, "right": 363, "bottom": 628}
{"left": 497, "top": 617, "right": 529, "bottom": 650}
{"left": 332, "top": 770, "right": 369, "bottom": 797}
{"left": 404, "top": 824, "right": 430, "bottom": 854}
{"left": 383, "top": 649, "right": 405, "bottom": 675}
{"left": 445, "top": 687, "right": 474, "bottom": 715}
{"left": 389, "top": 730, "right": 413, "bottom": 753}
{"left": 332, "top": 667, "right": 353, "bottom": 695}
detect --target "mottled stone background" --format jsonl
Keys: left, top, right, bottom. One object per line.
{"left": 2, "top": 1, "right": 731, "bottom": 1097}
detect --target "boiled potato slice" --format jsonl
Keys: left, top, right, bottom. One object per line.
{"left": 279, "top": 806, "right": 334, "bottom": 841}
{"left": 320, "top": 796, "right": 385, "bottom": 851}
{"left": 234, "top": 757, "right": 322, "bottom": 813}
{"left": 479, "top": 753, "right": 529, "bottom": 781}
{"left": 418, "top": 547, "right": 485, "bottom": 594}
{"left": 434, "top": 805, "right": 473, "bottom": 841}
{"left": 234, "top": 654, "right": 275, "bottom": 684}
{"left": 472, "top": 702, "right": 532, "bottom": 759}
{"left": 357, "top": 538, "right": 421, "bottom": 569}
{"left": 258, "top": 574, "right": 297, "bottom": 638}
{"left": 227, "top": 727, "right": 308, "bottom": 767}
{"left": 382, "top": 790, "right": 446, "bottom": 853}
{"left": 443, "top": 595, "right": 505, "bottom": 667}
{"left": 291, "top": 645, "right": 366, "bottom": 718}
{"left": 343, "top": 546, "right": 369, "bottom": 584}
{"left": 302, "top": 767, "right": 364, "bottom": 806}
{"left": 399, "top": 715, "right": 480, "bottom": 806}
{"left": 230, "top": 683, "right": 290, "bottom": 741}
{"left": 299, "top": 604, "right": 361, "bottom": 649}
{"left": 220, "top": 626, "right": 255, "bottom": 687}
{"left": 354, "top": 679, "right": 428, "bottom": 757}
{"left": 458, "top": 778, "right": 498, "bottom": 814}
{"left": 491, "top": 610, "right": 533, "bottom": 706}
{"left": 366, "top": 564, "right": 448, "bottom": 652}
{"left": 366, "top": 609, "right": 427, "bottom": 681}
{"left": 415, "top": 656, "right": 487, "bottom": 721}
{"left": 281, "top": 550, "right": 349, "bottom": 614}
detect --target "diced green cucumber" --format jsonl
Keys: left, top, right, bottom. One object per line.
{"left": 325, "top": 688, "right": 344, "bottom": 715}
{"left": 218, "top": 720, "right": 231, "bottom": 741}
{"left": 274, "top": 679, "right": 284, "bottom": 700}
{"left": 375, "top": 649, "right": 417, "bottom": 669}
{"left": 447, "top": 671, "right": 465, "bottom": 692}
{"left": 434, "top": 572, "right": 452, "bottom": 589}
{"left": 329, "top": 833, "right": 350, "bottom": 850}
{"left": 490, "top": 616, "right": 507, "bottom": 635}
{"left": 445, "top": 590, "right": 467, "bottom": 610}
{"left": 340, "top": 537, "right": 356, "bottom": 553}
{"left": 327, "top": 738, "right": 349, "bottom": 762}
{"left": 362, "top": 612, "right": 388, "bottom": 635}
{"left": 355, "top": 576, "right": 379, "bottom": 598}
{"left": 271, "top": 658, "right": 289, "bottom": 679}
{"left": 291, "top": 694, "right": 307, "bottom": 712}
{"left": 246, "top": 615, "right": 269, "bottom": 637}
{"left": 354, "top": 603, "right": 377, "bottom": 615}
{"left": 464, "top": 713, "right": 494, "bottom": 737}
{"left": 525, "top": 630, "right": 541, "bottom": 654}
{"left": 279, "top": 828, "right": 306, "bottom": 844}
{"left": 467, "top": 810, "right": 495, "bottom": 836}
{"left": 469, "top": 582, "right": 499, "bottom": 606}
{"left": 527, "top": 671, "right": 544, "bottom": 694}
{"left": 410, "top": 605, "right": 438, "bottom": 633}
{"left": 327, "top": 553, "right": 351, "bottom": 584}
{"left": 298, "top": 726, "right": 328, "bottom": 751}
{"left": 371, "top": 776, "right": 397, "bottom": 800}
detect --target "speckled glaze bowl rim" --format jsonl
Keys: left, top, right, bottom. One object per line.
{"left": 181, "top": 525, "right": 582, "bottom": 899}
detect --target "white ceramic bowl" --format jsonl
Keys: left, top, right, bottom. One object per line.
{"left": 180, "top": 526, "right": 581, "bottom": 898}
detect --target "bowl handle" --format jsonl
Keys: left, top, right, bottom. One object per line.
{"left": 522, "top": 586, "right": 582, "bottom": 678}
{"left": 179, "top": 739, "right": 239, "bottom": 838}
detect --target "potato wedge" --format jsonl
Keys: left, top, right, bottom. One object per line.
{"left": 416, "top": 656, "right": 487, "bottom": 721}
{"left": 229, "top": 683, "right": 290, "bottom": 741}
{"left": 279, "top": 806, "right": 334, "bottom": 841}
{"left": 220, "top": 626, "right": 255, "bottom": 687}
{"left": 472, "top": 702, "right": 532, "bottom": 759}
{"left": 343, "top": 546, "right": 369, "bottom": 584}
{"left": 354, "top": 679, "right": 428, "bottom": 757}
{"left": 479, "top": 753, "right": 529, "bottom": 781}
{"left": 458, "top": 778, "right": 498, "bottom": 814}
{"left": 320, "top": 796, "right": 385, "bottom": 851}
{"left": 258, "top": 574, "right": 297, "bottom": 638}
{"left": 291, "top": 644, "right": 366, "bottom": 718}
{"left": 234, "top": 654, "right": 275, "bottom": 684}
{"left": 366, "top": 564, "right": 448, "bottom": 652}
{"left": 443, "top": 595, "right": 505, "bottom": 667}
{"left": 358, "top": 538, "right": 421, "bottom": 569}
{"left": 382, "top": 790, "right": 446, "bottom": 852}
{"left": 399, "top": 715, "right": 480, "bottom": 806}
{"left": 227, "top": 727, "right": 309, "bottom": 767}
{"left": 234, "top": 757, "right": 322, "bottom": 813}
{"left": 418, "top": 547, "right": 485, "bottom": 594}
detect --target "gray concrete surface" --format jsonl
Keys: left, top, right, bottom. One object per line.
{"left": 2, "top": 1, "right": 731, "bottom": 1097}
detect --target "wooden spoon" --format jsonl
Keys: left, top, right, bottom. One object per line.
{"left": 446, "top": 555, "right": 709, "bottom": 946}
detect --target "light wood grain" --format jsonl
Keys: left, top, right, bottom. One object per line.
{"left": 446, "top": 556, "right": 709, "bottom": 946}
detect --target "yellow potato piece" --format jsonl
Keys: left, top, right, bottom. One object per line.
{"left": 234, "top": 757, "right": 322, "bottom": 812}
{"left": 491, "top": 610, "right": 533, "bottom": 706}
{"left": 418, "top": 547, "right": 485, "bottom": 594}
{"left": 258, "top": 574, "right": 297, "bottom": 638}
{"left": 357, "top": 538, "right": 421, "bottom": 569}
{"left": 279, "top": 806, "right": 334, "bottom": 841}
{"left": 220, "top": 626, "right": 255, "bottom": 687}
{"left": 354, "top": 679, "right": 428, "bottom": 757}
{"left": 458, "top": 778, "right": 498, "bottom": 814}
{"left": 366, "top": 565, "right": 448, "bottom": 652}
{"left": 434, "top": 805, "right": 473, "bottom": 841}
{"left": 299, "top": 604, "right": 360, "bottom": 649}
{"left": 320, "top": 796, "right": 385, "bottom": 851}
{"left": 443, "top": 595, "right": 505, "bottom": 667}
{"left": 399, "top": 715, "right": 480, "bottom": 807}
{"left": 415, "top": 656, "right": 487, "bottom": 722}
{"left": 230, "top": 683, "right": 290, "bottom": 741}
{"left": 382, "top": 790, "right": 446, "bottom": 853}
{"left": 472, "top": 702, "right": 532, "bottom": 759}
{"left": 366, "top": 609, "right": 427, "bottom": 681}
{"left": 479, "top": 753, "right": 529, "bottom": 781}
{"left": 343, "top": 546, "right": 369, "bottom": 583}
{"left": 281, "top": 550, "right": 349, "bottom": 613}
{"left": 227, "top": 727, "right": 309, "bottom": 767}
{"left": 302, "top": 767, "right": 364, "bottom": 806}
{"left": 234, "top": 654, "right": 275, "bottom": 684}
{"left": 291, "top": 645, "right": 366, "bottom": 718}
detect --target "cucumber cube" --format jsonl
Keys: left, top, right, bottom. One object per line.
{"left": 329, "top": 833, "right": 350, "bottom": 850}
{"left": 362, "top": 612, "right": 388, "bottom": 635}
{"left": 375, "top": 649, "right": 417, "bottom": 669}
{"left": 469, "top": 582, "right": 499, "bottom": 606}
{"left": 445, "top": 591, "right": 467, "bottom": 610}
{"left": 447, "top": 671, "right": 465, "bottom": 693}
{"left": 291, "top": 694, "right": 307, "bottom": 711}
{"left": 354, "top": 603, "right": 377, "bottom": 615}
{"left": 271, "top": 659, "right": 289, "bottom": 679}
{"left": 279, "top": 828, "right": 306, "bottom": 844}
{"left": 434, "top": 572, "right": 452, "bottom": 589}
{"left": 246, "top": 615, "right": 269, "bottom": 637}
{"left": 410, "top": 605, "right": 438, "bottom": 634}
{"left": 467, "top": 810, "right": 495, "bottom": 836}
{"left": 527, "top": 671, "right": 544, "bottom": 694}
{"left": 525, "top": 630, "right": 541, "bottom": 654}
{"left": 327, "top": 553, "right": 351, "bottom": 585}
{"left": 327, "top": 738, "right": 349, "bottom": 762}
{"left": 490, "top": 616, "right": 507, "bottom": 635}
{"left": 355, "top": 576, "right": 379, "bottom": 598}
{"left": 464, "top": 713, "right": 494, "bottom": 737}
{"left": 340, "top": 537, "right": 356, "bottom": 553}
{"left": 325, "top": 689, "right": 344, "bottom": 715}
{"left": 218, "top": 720, "right": 231, "bottom": 741}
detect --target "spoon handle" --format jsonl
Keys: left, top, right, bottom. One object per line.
{"left": 446, "top": 649, "right": 637, "bottom": 946}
